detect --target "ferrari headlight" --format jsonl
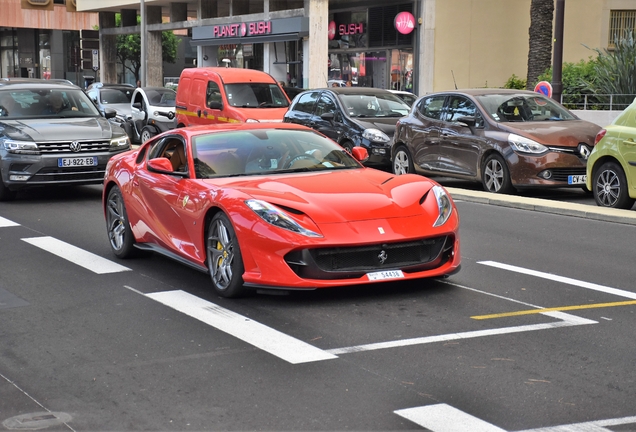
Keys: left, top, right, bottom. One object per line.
{"left": 432, "top": 185, "right": 453, "bottom": 227}
{"left": 362, "top": 128, "right": 390, "bottom": 143}
{"left": 508, "top": 133, "right": 548, "bottom": 154}
{"left": 245, "top": 199, "right": 322, "bottom": 237}
{"left": 3, "top": 140, "right": 40, "bottom": 155}
{"left": 110, "top": 135, "right": 130, "bottom": 150}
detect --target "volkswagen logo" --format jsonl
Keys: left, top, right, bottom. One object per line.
{"left": 578, "top": 143, "right": 591, "bottom": 160}
{"left": 69, "top": 141, "right": 82, "bottom": 152}
{"left": 378, "top": 250, "right": 388, "bottom": 265}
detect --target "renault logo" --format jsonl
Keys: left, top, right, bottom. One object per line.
{"left": 70, "top": 141, "right": 82, "bottom": 152}
{"left": 578, "top": 143, "right": 591, "bottom": 160}
{"left": 378, "top": 250, "right": 388, "bottom": 265}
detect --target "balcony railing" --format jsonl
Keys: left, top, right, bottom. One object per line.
{"left": 559, "top": 94, "right": 636, "bottom": 111}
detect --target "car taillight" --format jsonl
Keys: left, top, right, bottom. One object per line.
{"left": 594, "top": 129, "right": 607, "bottom": 145}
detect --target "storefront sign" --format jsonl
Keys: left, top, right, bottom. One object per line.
{"left": 339, "top": 23, "right": 364, "bottom": 36}
{"left": 394, "top": 11, "right": 415, "bottom": 35}
{"left": 328, "top": 21, "right": 336, "bottom": 40}
{"left": 212, "top": 20, "right": 272, "bottom": 38}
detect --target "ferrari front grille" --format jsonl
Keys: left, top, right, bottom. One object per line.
{"left": 285, "top": 235, "right": 454, "bottom": 280}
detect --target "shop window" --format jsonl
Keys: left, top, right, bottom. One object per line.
{"left": 609, "top": 10, "right": 636, "bottom": 48}
{"left": 368, "top": 4, "right": 413, "bottom": 48}
{"left": 270, "top": 0, "right": 303, "bottom": 12}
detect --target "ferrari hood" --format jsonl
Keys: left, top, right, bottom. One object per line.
{"left": 496, "top": 119, "right": 601, "bottom": 147}
{"left": 0, "top": 117, "right": 121, "bottom": 141}
{"left": 213, "top": 169, "right": 437, "bottom": 224}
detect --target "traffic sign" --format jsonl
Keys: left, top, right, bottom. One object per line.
{"left": 534, "top": 81, "right": 553, "bottom": 98}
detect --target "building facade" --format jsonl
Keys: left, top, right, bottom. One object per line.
{"left": 75, "top": 0, "right": 636, "bottom": 95}
{"left": 0, "top": 0, "right": 98, "bottom": 85}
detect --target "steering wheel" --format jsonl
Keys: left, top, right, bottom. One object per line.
{"left": 283, "top": 154, "right": 321, "bottom": 169}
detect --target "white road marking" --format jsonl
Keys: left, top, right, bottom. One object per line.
{"left": 516, "top": 415, "right": 636, "bottom": 431}
{"left": 479, "top": 261, "right": 636, "bottom": 300}
{"left": 395, "top": 403, "right": 636, "bottom": 432}
{"left": 145, "top": 289, "right": 338, "bottom": 364}
{"left": 0, "top": 216, "right": 19, "bottom": 227}
{"left": 327, "top": 313, "right": 595, "bottom": 355}
{"left": 22, "top": 236, "right": 131, "bottom": 274}
{"left": 395, "top": 403, "right": 506, "bottom": 432}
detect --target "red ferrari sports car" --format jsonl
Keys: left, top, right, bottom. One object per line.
{"left": 103, "top": 122, "right": 460, "bottom": 297}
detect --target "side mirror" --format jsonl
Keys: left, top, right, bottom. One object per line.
{"left": 147, "top": 157, "right": 175, "bottom": 173}
{"left": 208, "top": 101, "right": 222, "bottom": 110}
{"left": 456, "top": 116, "right": 476, "bottom": 127}
{"left": 351, "top": 146, "right": 369, "bottom": 162}
{"left": 321, "top": 112, "right": 335, "bottom": 122}
{"left": 132, "top": 102, "right": 142, "bottom": 110}
{"left": 103, "top": 107, "right": 117, "bottom": 119}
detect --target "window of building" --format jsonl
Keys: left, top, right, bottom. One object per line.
{"left": 609, "top": 10, "right": 636, "bottom": 48}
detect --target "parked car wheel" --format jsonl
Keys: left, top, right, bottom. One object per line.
{"left": 106, "top": 186, "right": 137, "bottom": 258}
{"left": 482, "top": 153, "right": 514, "bottom": 194}
{"left": 140, "top": 127, "right": 155, "bottom": 143}
{"left": 207, "top": 212, "right": 246, "bottom": 298}
{"left": 393, "top": 146, "right": 415, "bottom": 175}
{"left": 593, "top": 161, "right": 635, "bottom": 209}
{"left": 340, "top": 140, "right": 354, "bottom": 154}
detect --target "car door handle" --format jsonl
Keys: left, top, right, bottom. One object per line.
{"left": 624, "top": 138, "right": 636, "bottom": 146}
{"left": 197, "top": 109, "right": 202, "bottom": 117}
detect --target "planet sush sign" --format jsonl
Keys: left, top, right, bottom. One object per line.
{"left": 212, "top": 20, "right": 272, "bottom": 38}
{"left": 394, "top": 11, "right": 415, "bottom": 35}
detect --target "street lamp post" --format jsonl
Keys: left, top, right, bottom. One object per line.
{"left": 552, "top": 0, "right": 565, "bottom": 102}
{"left": 140, "top": 0, "right": 146, "bottom": 87}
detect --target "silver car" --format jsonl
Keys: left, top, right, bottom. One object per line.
{"left": 0, "top": 81, "right": 131, "bottom": 200}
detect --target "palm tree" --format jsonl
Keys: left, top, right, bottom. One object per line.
{"left": 526, "top": 0, "right": 554, "bottom": 90}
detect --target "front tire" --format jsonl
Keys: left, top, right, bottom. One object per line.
{"left": 106, "top": 186, "right": 137, "bottom": 258}
{"left": 393, "top": 145, "right": 414, "bottom": 175}
{"left": 482, "top": 153, "right": 514, "bottom": 194}
{"left": 593, "top": 161, "right": 635, "bottom": 209}
{"left": 207, "top": 212, "right": 246, "bottom": 298}
{"left": 140, "top": 127, "right": 154, "bottom": 143}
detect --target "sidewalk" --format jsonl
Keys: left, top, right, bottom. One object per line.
{"left": 446, "top": 187, "right": 636, "bottom": 226}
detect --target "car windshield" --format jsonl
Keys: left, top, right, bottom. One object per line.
{"left": 0, "top": 88, "right": 101, "bottom": 119}
{"left": 191, "top": 129, "right": 361, "bottom": 179}
{"left": 145, "top": 88, "right": 176, "bottom": 107}
{"left": 475, "top": 93, "right": 577, "bottom": 122}
{"left": 100, "top": 88, "right": 133, "bottom": 104}
{"left": 224, "top": 83, "right": 290, "bottom": 108}
{"left": 338, "top": 93, "right": 411, "bottom": 118}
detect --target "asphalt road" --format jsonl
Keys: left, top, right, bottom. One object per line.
{"left": 1, "top": 184, "right": 635, "bottom": 431}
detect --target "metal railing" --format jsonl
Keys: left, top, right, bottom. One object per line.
{"left": 559, "top": 93, "right": 636, "bottom": 111}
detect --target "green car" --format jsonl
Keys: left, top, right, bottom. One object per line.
{"left": 586, "top": 100, "right": 636, "bottom": 209}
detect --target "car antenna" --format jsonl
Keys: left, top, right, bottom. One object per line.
{"left": 451, "top": 70, "right": 458, "bottom": 90}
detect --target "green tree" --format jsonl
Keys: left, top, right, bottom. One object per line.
{"left": 537, "top": 58, "right": 598, "bottom": 109}
{"left": 526, "top": 0, "right": 554, "bottom": 90}
{"left": 115, "top": 14, "right": 180, "bottom": 83}
{"left": 584, "top": 31, "right": 636, "bottom": 109}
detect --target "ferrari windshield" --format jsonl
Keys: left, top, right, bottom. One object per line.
{"left": 0, "top": 88, "right": 101, "bottom": 119}
{"left": 192, "top": 129, "right": 362, "bottom": 179}
{"left": 224, "top": 83, "right": 289, "bottom": 108}
{"left": 475, "top": 93, "right": 576, "bottom": 122}
{"left": 338, "top": 93, "right": 411, "bottom": 118}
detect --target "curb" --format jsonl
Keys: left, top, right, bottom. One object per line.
{"left": 446, "top": 187, "right": 636, "bottom": 226}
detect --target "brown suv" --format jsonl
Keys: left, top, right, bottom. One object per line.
{"left": 391, "top": 89, "right": 601, "bottom": 193}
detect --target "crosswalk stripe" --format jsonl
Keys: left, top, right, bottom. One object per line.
{"left": 395, "top": 404, "right": 506, "bottom": 431}
{"left": 146, "top": 289, "right": 338, "bottom": 364}
{"left": 0, "top": 216, "right": 19, "bottom": 227}
{"left": 22, "top": 236, "right": 131, "bottom": 274}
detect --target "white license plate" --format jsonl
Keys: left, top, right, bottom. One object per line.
{"left": 58, "top": 157, "right": 98, "bottom": 168}
{"left": 568, "top": 174, "right": 586, "bottom": 185}
{"left": 367, "top": 270, "right": 405, "bottom": 281}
